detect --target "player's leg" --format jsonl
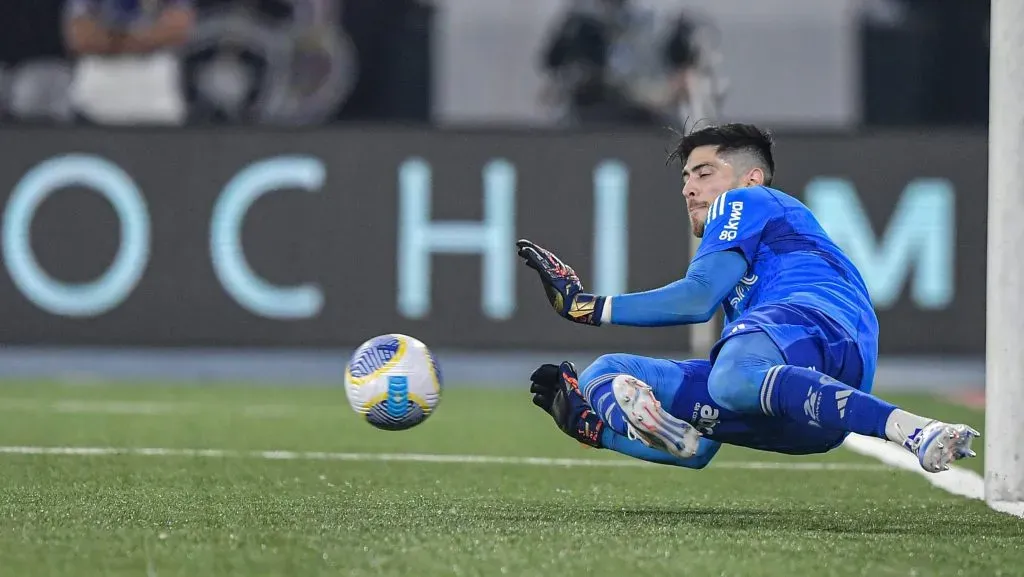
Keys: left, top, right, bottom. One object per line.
{"left": 578, "top": 353, "right": 708, "bottom": 460}
{"left": 601, "top": 429, "right": 721, "bottom": 468}
{"left": 529, "top": 359, "right": 720, "bottom": 468}
{"left": 707, "top": 331, "right": 979, "bottom": 472}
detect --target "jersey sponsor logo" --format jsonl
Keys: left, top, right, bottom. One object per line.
{"left": 718, "top": 200, "right": 744, "bottom": 241}
{"left": 728, "top": 273, "right": 759, "bottom": 307}
{"left": 691, "top": 402, "right": 721, "bottom": 435}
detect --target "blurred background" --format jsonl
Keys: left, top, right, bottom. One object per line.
{"left": 0, "top": 0, "right": 990, "bottom": 394}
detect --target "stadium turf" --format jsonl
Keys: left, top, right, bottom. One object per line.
{"left": 0, "top": 381, "right": 1019, "bottom": 577}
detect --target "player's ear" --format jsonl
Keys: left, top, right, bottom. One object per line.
{"left": 745, "top": 167, "right": 766, "bottom": 187}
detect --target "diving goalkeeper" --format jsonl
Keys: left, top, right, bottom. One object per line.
{"left": 518, "top": 123, "right": 979, "bottom": 473}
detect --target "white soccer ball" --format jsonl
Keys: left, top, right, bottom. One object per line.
{"left": 344, "top": 334, "right": 443, "bottom": 430}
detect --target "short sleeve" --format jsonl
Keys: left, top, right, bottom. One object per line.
{"left": 693, "top": 186, "right": 779, "bottom": 265}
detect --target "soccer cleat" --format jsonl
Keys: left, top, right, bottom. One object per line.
{"left": 611, "top": 374, "right": 702, "bottom": 459}
{"left": 904, "top": 421, "right": 981, "bottom": 473}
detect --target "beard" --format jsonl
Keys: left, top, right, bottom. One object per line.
{"left": 687, "top": 179, "right": 743, "bottom": 238}
{"left": 688, "top": 206, "right": 708, "bottom": 238}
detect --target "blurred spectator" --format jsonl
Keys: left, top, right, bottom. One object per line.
{"left": 181, "top": 0, "right": 295, "bottom": 124}
{"left": 182, "top": 0, "right": 357, "bottom": 125}
{"left": 0, "top": 0, "right": 75, "bottom": 123}
{"left": 181, "top": 0, "right": 430, "bottom": 126}
{"left": 63, "top": 0, "right": 197, "bottom": 125}
{"left": 539, "top": 0, "right": 726, "bottom": 129}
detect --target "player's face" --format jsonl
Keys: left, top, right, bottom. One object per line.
{"left": 681, "top": 145, "right": 740, "bottom": 238}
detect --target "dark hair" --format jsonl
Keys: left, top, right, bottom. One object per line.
{"left": 668, "top": 123, "right": 776, "bottom": 185}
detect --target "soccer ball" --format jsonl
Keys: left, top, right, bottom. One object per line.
{"left": 344, "top": 334, "right": 443, "bottom": 430}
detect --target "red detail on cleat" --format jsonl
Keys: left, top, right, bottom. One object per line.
{"left": 642, "top": 407, "right": 660, "bottom": 432}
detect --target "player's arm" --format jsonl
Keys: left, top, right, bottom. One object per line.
{"left": 608, "top": 187, "right": 778, "bottom": 326}
{"left": 516, "top": 187, "right": 773, "bottom": 327}
{"left": 516, "top": 240, "right": 744, "bottom": 327}
{"left": 63, "top": 0, "right": 118, "bottom": 55}
{"left": 601, "top": 250, "right": 745, "bottom": 326}
{"left": 119, "top": 0, "right": 196, "bottom": 53}
{"left": 600, "top": 429, "right": 721, "bottom": 469}
{"left": 63, "top": 0, "right": 195, "bottom": 55}
{"left": 520, "top": 187, "right": 774, "bottom": 327}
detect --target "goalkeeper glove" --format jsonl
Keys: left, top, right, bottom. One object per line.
{"left": 515, "top": 239, "right": 605, "bottom": 326}
{"left": 529, "top": 361, "right": 605, "bottom": 448}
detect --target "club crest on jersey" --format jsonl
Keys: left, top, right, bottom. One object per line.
{"left": 729, "top": 273, "right": 759, "bottom": 307}
{"left": 803, "top": 386, "right": 822, "bottom": 427}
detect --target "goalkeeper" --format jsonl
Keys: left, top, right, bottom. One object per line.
{"left": 518, "top": 123, "right": 979, "bottom": 473}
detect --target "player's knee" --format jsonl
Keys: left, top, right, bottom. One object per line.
{"left": 578, "top": 354, "right": 635, "bottom": 434}
{"left": 707, "top": 357, "right": 764, "bottom": 414}
{"left": 580, "top": 353, "right": 629, "bottom": 384}
{"left": 579, "top": 354, "right": 631, "bottom": 399}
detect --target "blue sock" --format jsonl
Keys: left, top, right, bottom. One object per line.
{"left": 763, "top": 366, "right": 896, "bottom": 438}
{"left": 580, "top": 372, "right": 629, "bottom": 436}
{"left": 579, "top": 355, "right": 644, "bottom": 437}
{"left": 578, "top": 353, "right": 688, "bottom": 437}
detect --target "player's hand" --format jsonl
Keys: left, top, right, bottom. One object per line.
{"left": 530, "top": 362, "right": 604, "bottom": 448}
{"left": 516, "top": 239, "right": 605, "bottom": 326}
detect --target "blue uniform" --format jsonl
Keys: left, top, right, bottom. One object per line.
{"left": 585, "top": 352, "right": 848, "bottom": 457}
{"left": 675, "top": 358, "right": 848, "bottom": 454}
{"left": 582, "top": 185, "right": 882, "bottom": 464}
{"left": 693, "top": 185, "right": 879, "bottom": 393}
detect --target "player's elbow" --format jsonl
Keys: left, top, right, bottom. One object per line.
{"left": 672, "top": 279, "right": 720, "bottom": 323}
{"left": 675, "top": 307, "right": 716, "bottom": 325}
{"left": 64, "top": 18, "right": 110, "bottom": 55}
{"left": 688, "top": 290, "right": 720, "bottom": 324}
{"left": 680, "top": 273, "right": 726, "bottom": 323}
{"left": 157, "top": 6, "right": 197, "bottom": 46}
{"left": 695, "top": 302, "right": 717, "bottom": 324}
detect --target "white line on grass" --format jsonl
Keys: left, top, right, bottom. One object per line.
{"left": 2, "top": 399, "right": 1019, "bottom": 516}
{"left": 842, "top": 434, "right": 1024, "bottom": 518}
{"left": 0, "top": 399, "right": 305, "bottom": 418}
{"left": 0, "top": 445, "right": 892, "bottom": 472}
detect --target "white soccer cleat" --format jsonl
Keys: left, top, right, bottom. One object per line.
{"left": 905, "top": 421, "right": 981, "bottom": 473}
{"left": 611, "top": 375, "right": 702, "bottom": 459}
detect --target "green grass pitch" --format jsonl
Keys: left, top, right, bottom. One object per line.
{"left": 0, "top": 380, "right": 1019, "bottom": 577}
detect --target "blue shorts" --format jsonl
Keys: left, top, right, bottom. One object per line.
{"left": 711, "top": 302, "right": 877, "bottom": 394}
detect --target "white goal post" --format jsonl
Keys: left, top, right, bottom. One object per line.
{"left": 986, "top": 0, "right": 1024, "bottom": 513}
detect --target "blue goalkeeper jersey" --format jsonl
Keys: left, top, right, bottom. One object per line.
{"left": 692, "top": 185, "right": 879, "bottom": 372}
